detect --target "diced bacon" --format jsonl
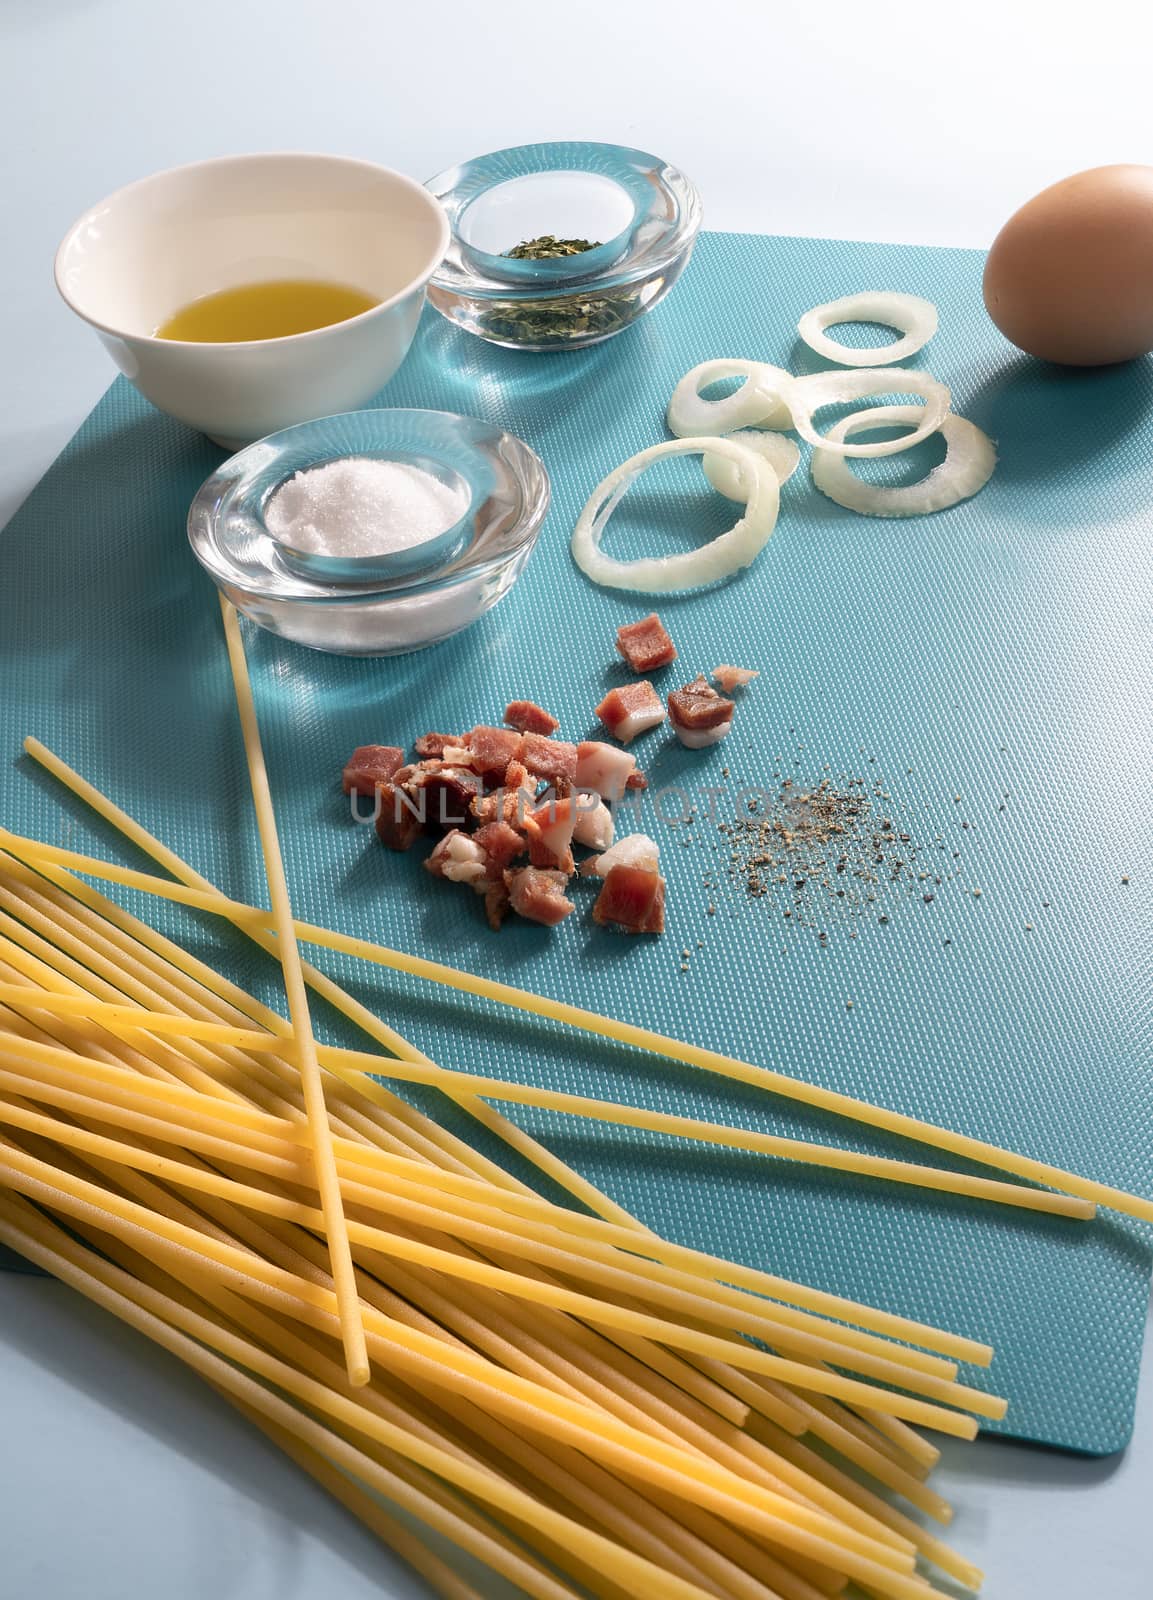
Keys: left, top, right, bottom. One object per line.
{"left": 413, "top": 732, "right": 460, "bottom": 760}
{"left": 470, "top": 791, "right": 498, "bottom": 826}
{"left": 527, "top": 836, "right": 574, "bottom": 875}
{"left": 425, "top": 830, "right": 488, "bottom": 889}
{"left": 668, "top": 675, "right": 734, "bottom": 730}
{"left": 467, "top": 725, "right": 522, "bottom": 778}
{"left": 668, "top": 675, "right": 735, "bottom": 748}
{"left": 572, "top": 796, "right": 614, "bottom": 851}
{"left": 592, "top": 865, "right": 666, "bottom": 934}
{"left": 640, "top": 884, "right": 666, "bottom": 933}
{"left": 595, "top": 681, "right": 666, "bottom": 745}
{"left": 616, "top": 613, "right": 677, "bottom": 673}
{"left": 518, "top": 733, "right": 578, "bottom": 786}
{"left": 374, "top": 782, "right": 424, "bottom": 850}
{"left": 504, "top": 700, "right": 560, "bottom": 737}
{"left": 341, "top": 745, "right": 405, "bottom": 797}
{"left": 471, "top": 760, "right": 537, "bottom": 828}
{"left": 409, "top": 765, "right": 481, "bottom": 831}
{"left": 586, "top": 834, "right": 660, "bottom": 877}
{"left": 484, "top": 880, "right": 511, "bottom": 931}
{"left": 575, "top": 740, "right": 637, "bottom": 800}
{"left": 505, "top": 866, "right": 575, "bottom": 927}
{"left": 438, "top": 768, "right": 485, "bottom": 818}
{"left": 712, "top": 664, "right": 759, "bottom": 693}
{"left": 474, "top": 819, "right": 528, "bottom": 879}
{"left": 673, "top": 721, "right": 734, "bottom": 749}
{"left": 524, "top": 796, "right": 577, "bottom": 874}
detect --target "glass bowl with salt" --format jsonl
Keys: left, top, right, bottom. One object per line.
{"left": 424, "top": 140, "right": 702, "bottom": 351}
{"left": 187, "top": 409, "right": 549, "bottom": 655}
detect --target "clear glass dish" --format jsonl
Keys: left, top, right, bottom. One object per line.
{"left": 425, "top": 140, "right": 702, "bottom": 352}
{"left": 187, "top": 409, "right": 549, "bottom": 656}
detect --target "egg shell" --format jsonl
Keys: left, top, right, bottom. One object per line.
{"left": 983, "top": 164, "right": 1153, "bottom": 366}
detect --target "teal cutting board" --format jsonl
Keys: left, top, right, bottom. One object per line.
{"left": 1, "top": 231, "right": 1151, "bottom": 1453}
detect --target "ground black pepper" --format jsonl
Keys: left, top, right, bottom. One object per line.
{"left": 676, "top": 744, "right": 1106, "bottom": 966}
{"left": 710, "top": 771, "right": 940, "bottom": 933}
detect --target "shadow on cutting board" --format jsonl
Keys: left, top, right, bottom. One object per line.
{"left": 964, "top": 352, "right": 1153, "bottom": 505}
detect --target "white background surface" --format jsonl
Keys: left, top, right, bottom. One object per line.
{"left": 1, "top": 1, "right": 1151, "bottom": 1595}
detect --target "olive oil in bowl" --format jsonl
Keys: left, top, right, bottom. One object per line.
{"left": 156, "top": 279, "right": 380, "bottom": 342}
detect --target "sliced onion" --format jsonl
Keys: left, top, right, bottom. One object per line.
{"left": 667, "top": 359, "right": 793, "bottom": 437}
{"left": 784, "top": 368, "right": 950, "bottom": 458}
{"left": 811, "top": 404, "right": 996, "bottom": 517}
{"left": 572, "top": 436, "right": 780, "bottom": 594}
{"left": 797, "top": 292, "right": 938, "bottom": 368}
{"left": 702, "top": 430, "right": 800, "bottom": 502}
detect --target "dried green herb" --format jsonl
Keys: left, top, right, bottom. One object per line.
{"left": 482, "top": 285, "right": 642, "bottom": 348}
{"left": 503, "top": 235, "right": 602, "bottom": 260}
{"left": 486, "top": 235, "right": 643, "bottom": 345}
{"left": 485, "top": 236, "right": 643, "bottom": 345}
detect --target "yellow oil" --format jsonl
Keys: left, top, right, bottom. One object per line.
{"left": 155, "top": 279, "right": 380, "bottom": 342}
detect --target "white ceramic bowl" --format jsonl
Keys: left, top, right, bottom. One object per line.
{"left": 55, "top": 153, "right": 450, "bottom": 447}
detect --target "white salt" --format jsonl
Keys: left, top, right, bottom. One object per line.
{"left": 266, "top": 457, "right": 468, "bottom": 558}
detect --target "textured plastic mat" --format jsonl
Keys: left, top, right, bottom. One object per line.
{"left": 1, "top": 231, "right": 1151, "bottom": 1454}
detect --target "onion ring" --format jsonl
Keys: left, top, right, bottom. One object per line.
{"left": 797, "top": 291, "right": 938, "bottom": 368}
{"left": 810, "top": 404, "right": 996, "bottom": 517}
{"left": 571, "top": 436, "right": 780, "bottom": 593}
{"left": 666, "top": 359, "right": 793, "bottom": 437}
{"left": 703, "top": 430, "right": 800, "bottom": 502}
{"left": 784, "top": 368, "right": 950, "bottom": 458}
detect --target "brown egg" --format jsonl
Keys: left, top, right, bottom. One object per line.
{"left": 983, "top": 165, "right": 1153, "bottom": 365}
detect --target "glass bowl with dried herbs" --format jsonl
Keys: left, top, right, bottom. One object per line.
{"left": 424, "top": 141, "right": 701, "bottom": 352}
